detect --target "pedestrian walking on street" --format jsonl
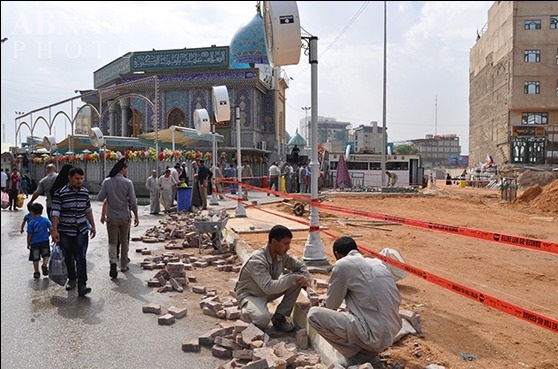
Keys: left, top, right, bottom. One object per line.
{"left": 6, "top": 168, "right": 22, "bottom": 211}
{"left": 241, "top": 163, "right": 253, "bottom": 198}
{"left": 267, "top": 162, "right": 281, "bottom": 196}
{"left": 225, "top": 163, "right": 237, "bottom": 194}
{"left": 159, "top": 168, "right": 178, "bottom": 213}
{"left": 98, "top": 158, "right": 139, "bottom": 279}
{"left": 25, "top": 203, "right": 53, "bottom": 279}
{"left": 51, "top": 167, "right": 96, "bottom": 297}
{"left": 28, "top": 163, "right": 57, "bottom": 220}
{"left": 145, "top": 169, "right": 161, "bottom": 215}
{"left": 196, "top": 160, "right": 210, "bottom": 210}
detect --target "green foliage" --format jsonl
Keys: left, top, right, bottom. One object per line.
{"left": 395, "top": 144, "right": 419, "bottom": 155}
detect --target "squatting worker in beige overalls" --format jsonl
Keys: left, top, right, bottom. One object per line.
{"left": 234, "top": 225, "right": 311, "bottom": 332}
{"left": 307, "top": 236, "right": 402, "bottom": 366}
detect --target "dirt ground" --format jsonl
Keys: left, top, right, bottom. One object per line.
{"left": 235, "top": 180, "right": 558, "bottom": 369}
{"left": 147, "top": 180, "right": 557, "bottom": 368}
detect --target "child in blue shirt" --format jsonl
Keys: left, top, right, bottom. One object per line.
{"left": 26, "top": 203, "right": 53, "bottom": 279}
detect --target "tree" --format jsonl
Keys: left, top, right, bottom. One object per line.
{"left": 395, "top": 144, "right": 419, "bottom": 155}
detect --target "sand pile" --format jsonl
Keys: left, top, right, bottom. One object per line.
{"left": 515, "top": 179, "right": 558, "bottom": 214}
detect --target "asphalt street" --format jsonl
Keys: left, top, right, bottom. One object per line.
{"left": 1, "top": 194, "right": 235, "bottom": 369}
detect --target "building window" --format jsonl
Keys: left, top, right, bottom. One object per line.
{"left": 521, "top": 112, "right": 548, "bottom": 125}
{"left": 551, "top": 16, "right": 558, "bottom": 29}
{"left": 524, "top": 20, "right": 541, "bottom": 30}
{"left": 524, "top": 50, "right": 540, "bottom": 63}
{"left": 511, "top": 137, "right": 545, "bottom": 164}
{"left": 524, "top": 81, "right": 540, "bottom": 94}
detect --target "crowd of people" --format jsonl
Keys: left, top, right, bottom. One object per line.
{"left": 5, "top": 156, "right": 406, "bottom": 367}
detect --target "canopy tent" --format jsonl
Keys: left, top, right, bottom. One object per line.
{"left": 48, "top": 128, "right": 224, "bottom": 154}
{"left": 335, "top": 153, "right": 352, "bottom": 189}
{"left": 138, "top": 128, "right": 224, "bottom": 150}
{"left": 55, "top": 134, "right": 149, "bottom": 153}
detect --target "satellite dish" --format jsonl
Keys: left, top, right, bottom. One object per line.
{"left": 43, "top": 136, "right": 57, "bottom": 152}
{"left": 345, "top": 144, "right": 351, "bottom": 161}
{"left": 262, "top": 1, "right": 302, "bottom": 67}
{"left": 212, "top": 86, "right": 231, "bottom": 122}
{"left": 193, "top": 109, "right": 211, "bottom": 135}
{"left": 89, "top": 127, "right": 105, "bottom": 148}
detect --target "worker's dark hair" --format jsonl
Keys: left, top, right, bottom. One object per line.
{"left": 333, "top": 236, "right": 358, "bottom": 256}
{"left": 268, "top": 225, "right": 293, "bottom": 243}
{"left": 29, "top": 202, "right": 43, "bottom": 215}
{"left": 69, "top": 167, "right": 84, "bottom": 177}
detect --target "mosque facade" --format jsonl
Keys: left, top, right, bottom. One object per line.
{"left": 79, "top": 7, "right": 289, "bottom": 166}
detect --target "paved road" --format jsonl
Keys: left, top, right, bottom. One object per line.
{"left": 0, "top": 195, "right": 233, "bottom": 369}
{"left": 1, "top": 185, "right": 313, "bottom": 369}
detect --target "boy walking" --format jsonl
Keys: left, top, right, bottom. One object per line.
{"left": 26, "top": 203, "right": 53, "bottom": 279}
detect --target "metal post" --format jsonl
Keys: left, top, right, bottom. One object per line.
{"left": 303, "top": 36, "right": 328, "bottom": 266}
{"left": 209, "top": 123, "right": 219, "bottom": 205}
{"left": 235, "top": 106, "right": 246, "bottom": 217}
{"left": 154, "top": 77, "right": 160, "bottom": 175}
{"left": 381, "top": 1, "right": 388, "bottom": 186}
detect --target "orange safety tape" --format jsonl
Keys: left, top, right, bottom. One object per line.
{"left": 356, "top": 244, "right": 557, "bottom": 334}
{"left": 315, "top": 202, "right": 558, "bottom": 255}
{"left": 234, "top": 184, "right": 557, "bottom": 254}
{"left": 240, "top": 202, "right": 557, "bottom": 333}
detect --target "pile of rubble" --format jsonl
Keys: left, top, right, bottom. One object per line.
{"left": 133, "top": 209, "right": 230, "bottom": 249}
{"left": 137, "top": 251, "right": 240, "bottom": 293}
{"left": 142, "top": 299, "right": 327, "bottom": 368}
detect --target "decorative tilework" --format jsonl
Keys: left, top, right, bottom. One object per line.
{"left": 230, "top": 13, "right": 269, "bottom": 65}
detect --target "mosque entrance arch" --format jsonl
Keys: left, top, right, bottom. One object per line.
{"left": 167, "top": 108, "right": 186, "bottom": 129}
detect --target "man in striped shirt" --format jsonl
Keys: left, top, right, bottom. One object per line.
{"left": 51, "top": 167, "right": 96, "bottom": 297}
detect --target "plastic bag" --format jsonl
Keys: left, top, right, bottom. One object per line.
{"left": 1, "top": 192, "right": 8, "bottom": 209}
{"left": 49, "top": 243, "right": 68, "bottom": 286}
{"left": 380, "top": 247, "right": 408, "bottom": 282}
{"left": 15, "top": 193, "right": 25, "bottom": 208}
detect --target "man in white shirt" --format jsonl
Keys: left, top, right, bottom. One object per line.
{"left": 282, "top": 162, "right": 294, "bottom": 193}
{"left": 267, "top": 162, "right": 281, "bottom": 196}
{"left": 307, "top": 236, "right": 402, "bottom": 366}
{"left": 170, "top": 164, "right": 181, "bottom": 202}
{"left": 1, "top": 168, "right": 8, "bottom": 192}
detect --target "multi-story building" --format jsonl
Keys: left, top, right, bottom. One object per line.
{"left": 469, "top": 1, "right": 558, "bottom": 166}
{"left": 73, "top": 108, "right": 91, "bottom": 135}
{"left": 408, "top": 134, "right": 461, "bottom": 169}
{"left": 352, "top": 121, "right": 385, "bottom": 154}
{"left": 298, "top": 115, "right": 350, "bottom": 149}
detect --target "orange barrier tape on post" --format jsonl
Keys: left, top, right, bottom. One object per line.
{"left": 240, "top": 196, "right": 557, "bottom": 332}
{"left": 316, "top": 203, "right": 558, "bottom": 255}
{"left": 356, "top": 244, "right": 558, "bottom": 334}
{"left": 241, "top": 199, "right": 557, "bottom": 333}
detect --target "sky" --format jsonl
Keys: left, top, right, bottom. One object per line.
{"left": 1, "top": 1, "right": 493, "bottom": 155}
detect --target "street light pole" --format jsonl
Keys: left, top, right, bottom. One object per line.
{"left": 381, "top": 1, "right": 388, "bottom": 186}
{"left": 302, "top": 36, "right": 328, "bottom": 267}
{"left": 301, "top": 107, "right": 310, "bottom": 143}
{"left": 234, "top": 106, "right": 246, "bottom": 217}
{"left": 209, "top": 123, "right": 219, "bottom": 205}
{"left": 15, "top": 111, "right": 25, "bottom": 147}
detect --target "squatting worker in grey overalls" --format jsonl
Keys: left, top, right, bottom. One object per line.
{"left": 234, "top": 225, "right": 312, "bottom": 332}
{"left": 307, "top": 236, "right": 402, "bottom": 365}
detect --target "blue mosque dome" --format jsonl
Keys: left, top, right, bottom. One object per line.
{"left": 287, "top": 131, "right": 307, "bottom": 147}
{"left": 230, "top": 6, "right": 269, "bottom": 67}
